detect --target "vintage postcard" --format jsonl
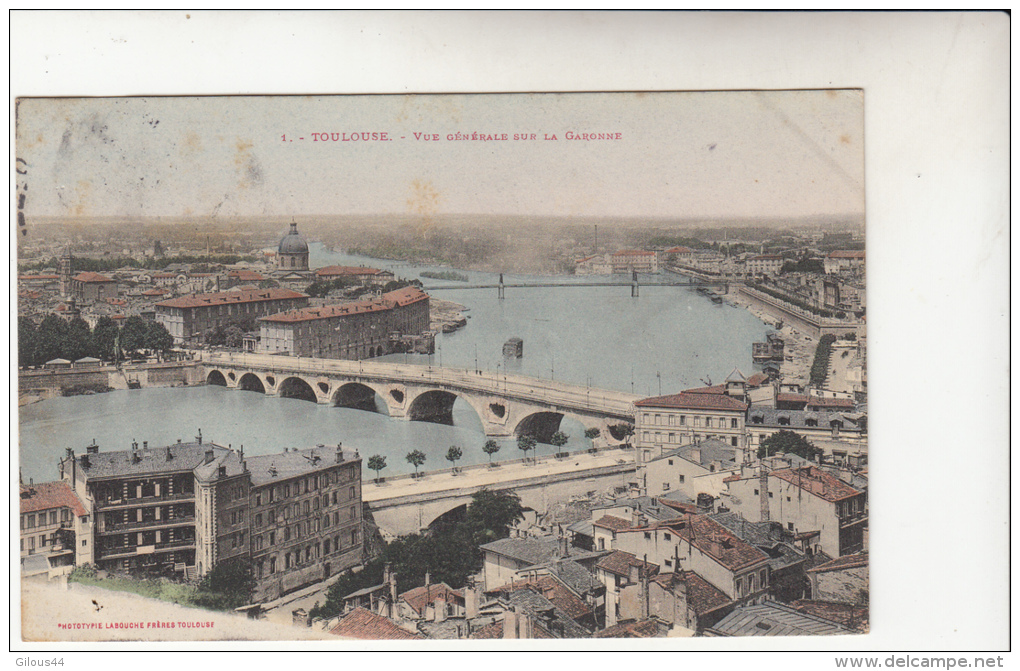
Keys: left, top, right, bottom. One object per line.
{"left": 16, "top": 90, "right": 869, "bottom": 643}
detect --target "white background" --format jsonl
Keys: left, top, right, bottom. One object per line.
{"left": 7, "top": 9, "right": 1011, "bottom": 660}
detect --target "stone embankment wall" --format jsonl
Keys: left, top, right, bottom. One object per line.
{"left": 738, "top": 287, "right": 860, "bottom": 338}
{"left": 18, "top": 362, "right": 204, "bottom": 393}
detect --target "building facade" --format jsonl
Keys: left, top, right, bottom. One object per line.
{"left": 71, "top": 272, "right": 119, "bottom": 304}
{"left": 633, "top": 391, "right": 749, "bottom": 464}
{"left": 19, "top": 480, "right": 89, "bottom": 574}
{"left": 721, "top": 465, "right": 867, "bottom": 557}
{"left": 59, "top": 439, "right": 363, "bottom": 603}
{"left": 155, "top": 288, "right": 309, "bottom": 344}
{"left": 258, "top": 286, "right": 431, "bottom": 359}
{"left": 314, "top": 265, "right": 396, "bottom": 286}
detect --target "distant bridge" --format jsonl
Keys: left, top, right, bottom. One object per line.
{"left": 422, "top": 274, "right": 731, "bottom": 297}
{"left": 201, "top": 352, "right": 640, "bottom": 441}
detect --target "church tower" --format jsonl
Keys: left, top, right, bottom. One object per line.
{"left": 59, "top": 247, "right": 73, "bottom": 299}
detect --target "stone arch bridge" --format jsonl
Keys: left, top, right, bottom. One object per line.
{"left": 201, "top": 352, "right": 638, "bottom": 442}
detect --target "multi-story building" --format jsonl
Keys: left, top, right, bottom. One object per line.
{"left": 609, "top": 250, "right": 659, "bottom": 274}
{"left": 746, "top": 254, "right": 785, "bottom": 277}
{"left": 71, "top": 271, "right": 119, "bottom": 304}
{"left": 823, "top": 250, "right": 866, "bottom": 275}
{"left": 19, "top": 480, "right": 89, "bottom": 574}
{"left": 720, "top": 465, "right": 867, "bottom": 557}
{"left": 225, "top": 444, "right": 363, "bottom": 602}
{"left": 59, "top": 438, "right": 363, "bottom": 603}
{"left": 258, "top": 286, "right": 430, "bottom": 360}
{"left": 155, "top": 287, "right": 309, "bottom": 344}
{"left": 633, "top": 391, "right": 749, "bottom": 464}
{"left": 314, "top": 265, "right": 396, "bottom": 286}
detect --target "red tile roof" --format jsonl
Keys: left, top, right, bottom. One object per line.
{"left": 398, "top": 583, "right": 464, "bottom": 617}
{"left": 665, "top": 246, "right": 694, "bottom": 254}
{"left": 19, "top": 481, "right": 88, "bottom": 517}
{"left": 156, "top": 287, "right": 306, "bottom": 309}
{"left": 593, "top": 515, "right": 632, "bottom": 532}
{"left": 807, "top": 553, "right": 869, "bottom": 573}
{"left": 328, "top": 607, "right": 423, "bottom": 640}
{"left": 623, "top": 515, "right": 767, "bottom": 573}
{"left": 656, "top": 498, "right": 702, "bottom": 515}
{"left": 227, "top": 270, "right": 266, "bottom": 281}
{"left": 827, "top": 250, "right": 865, "bottom": 259}
{"left": 635, "top": 392, "right": 748, "bottom": 412}
{"left": 73, "top": 271, "right": 115, "bottom": 283}
{"left": 469, "top": 620, "right": 504, "bottom": 639}
{"left": 489, "top": 576, "right": 591, "bottom": 622}
{"left": 19, "top": 274, "right": 60, "bottom": 280}
{"left": 745, "top": 373, "right": 770, "bottom": 387}
{"left": 594, "top": 619, "right": 662, "bottom": 638}
{"left": 751, "top": 254, "right": 784, "bottom": 260}
{"left": 612, "top": 249, "right": 655, "bottom": 257}
{"left": 776, "top": 393, "right": 810, "bottom": 404}
{"left": 140, "top": 289, "right": 167, "bottom": 296}
{"left": 683, "top": 384, "right": 726, "bottom": 395}
{"left": 595, "top": 550, "right": 659, "bottom": 578}
{"left": 652, "top": 571, "right": 731, "bottom": 615}
{"left": 261, "top": 287, "right": 427, "bottom": 324}
{"left": 772, "top": 467, "right": 862, "bottom": 503}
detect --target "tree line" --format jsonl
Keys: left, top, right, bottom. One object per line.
{"left": 18, "top": 253, "right": 261, "bottom": 274}
{"left": 366, "top": 428, "right": 605, "bottom": 481}
{"left": 18, "top": 314, "right": 174, "bottom": 367}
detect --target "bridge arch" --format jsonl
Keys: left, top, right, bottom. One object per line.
{"left": 406, "top": 389, "right": 485, "bottom": 430}
{"left": 206, "top": 370, "right": 228, "bottom": 387}
{"left": 513, "top": 411, "right": 565, "bottom": 443}
{"left": 238, "top": 372, "right": 266, "bottom": 393}
{"left": 278, "top": 376, "right": 318, "bottom": 403}
{"left": 332, "top": 382, "right": 389, "bottom": 415}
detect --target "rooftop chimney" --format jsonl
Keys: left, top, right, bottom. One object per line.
{"left": 335, "top": 443, "right": 344, "bottom": 464}
{"left": 165, "top": 446, "right": 173, "bottom": 462}
{"left": 204, "top": 448, "right": 215, "bottom": 465}
{"left": 142, "top": 441, "right": 148, "bottom": 450}
{"left": 86, "top": 442, "right": 99, "bottom": 455}
{"left": 196, "top": 429, "right": 203, "bottom": 445}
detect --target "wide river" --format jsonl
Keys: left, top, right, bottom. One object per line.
{"left": 19, "top": 243, "right": 770, "bottom": 483}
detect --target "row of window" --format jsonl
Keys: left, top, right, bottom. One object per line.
{"left": 254, "top": 507, "right": 359, "bottom": 549}
{"left": 20, "top": 509, "right": 71, "bottom": 529}
{"left": 253, "top": 494, "right": 356, "bottom": 529}
{"left": 642, "top": 432, "right": 740, "bottom": 448}
{"left": 255, "top": 471, "right": 357, "bottom": 506}
{"left": 734, "top": 569, "right": 769, "bottom": 597}
{"left": 20, "top": 533, "right": 61, "bottom": 551}
{"left": 256, "top": 529, "right": 359, "bottom": 577}
{"left": 642, "top": 413, "right": 740, "bottom": 429}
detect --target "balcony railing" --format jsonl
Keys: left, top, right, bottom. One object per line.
{"left": 97, "top": 539, "right": 196, "bottom": 561}
{"left": 839, "top": 511, "right": 868, "bottom": 526}
{"left": 94, "top": 491, "right": 196, "bottom": 510}
{"left": 98, "top": 516, "right": 196, "bottom": 534}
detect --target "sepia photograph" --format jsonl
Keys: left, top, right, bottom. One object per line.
{"left": 9, "top": 9, "right": 1009, "bottom": 659}
{"left": 16, "top": 90, "right": 869, "bottom": 642}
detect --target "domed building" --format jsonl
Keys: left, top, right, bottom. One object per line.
{"left": 277, "top": 222, "right": 310, "bottom": 272}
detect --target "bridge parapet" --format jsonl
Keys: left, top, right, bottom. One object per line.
{"left": 203, "top": 352, "right": 640, "bottom": 419}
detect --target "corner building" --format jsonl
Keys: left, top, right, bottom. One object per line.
{"left": 60, "top": 439, "right": 362, "bottom": 603}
